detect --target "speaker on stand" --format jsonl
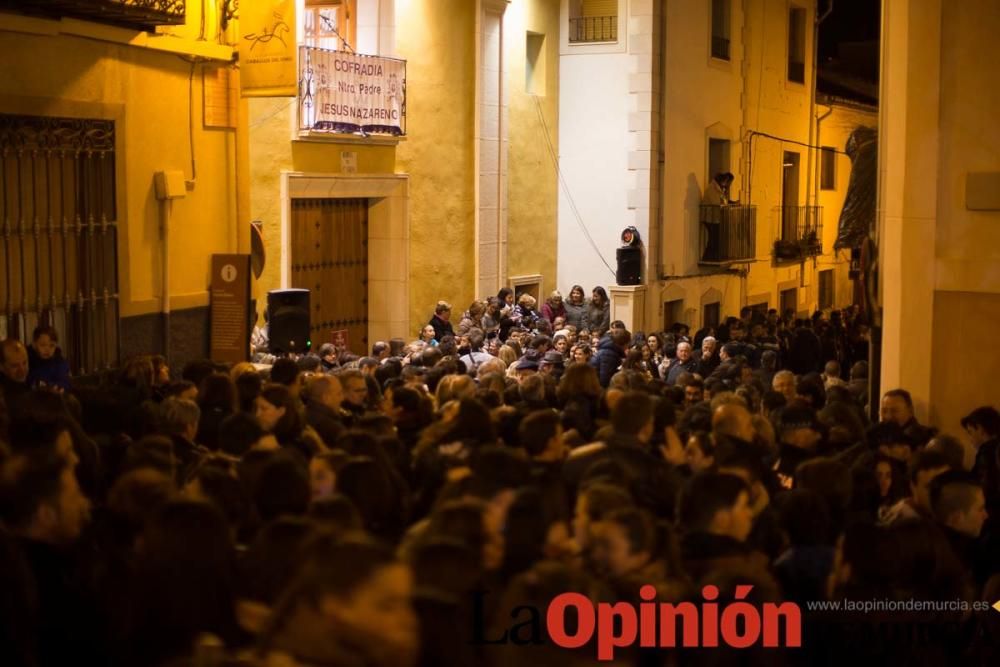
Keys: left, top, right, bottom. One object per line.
{"left": 616, "top": 226, "right": 642, "bottom": 286}
{"left": 267, "top": 288, "right": 311, "bottom": 354}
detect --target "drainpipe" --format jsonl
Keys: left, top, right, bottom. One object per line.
{"left": 814, "top": 102, "right": 833, "bottom": 239}
{"left": 159, "top": 198, "right": 172, "bottom": 362}
{"left": 655, "top": 1, "right": 667, "bottom": 284}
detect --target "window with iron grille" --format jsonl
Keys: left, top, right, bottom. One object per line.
{"left": 711, "top": 0, "right": 731, "bottom": 61}
{"left": 569, "top": 0, "right": 618, "bottom": 44}
{"left": 0, "top": 114, "right": 120, "bottom": 375}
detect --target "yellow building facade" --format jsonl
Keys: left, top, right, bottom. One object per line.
{"left": 249, "top": 0, "right": 561, "bottom": 351}
{"left": 0, "top": 2, "right": 247, "bottom": 369}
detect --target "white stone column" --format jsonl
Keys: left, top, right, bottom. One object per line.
{"left": 610, "top": 285, "right": 647, "bottom": 334}
{"left": 477, "top": 0, "right": 510, "bottom": 298}
{"left": 877, "top": 0, "right": 942, "bottom": 420}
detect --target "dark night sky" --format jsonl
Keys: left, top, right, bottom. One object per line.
{"left": 818, "top": 0, "right": 881, "bottom": 60}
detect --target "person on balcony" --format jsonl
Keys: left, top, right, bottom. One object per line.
{"left": 701, "top": 172, "right": 734, "bottom": 261}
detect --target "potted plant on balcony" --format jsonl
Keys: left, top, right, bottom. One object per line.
{"left": 801, "top": 230, "right": 822, "bottom": 256}
{"left": 774, "top": 238, "right": 803, "bottom": 260}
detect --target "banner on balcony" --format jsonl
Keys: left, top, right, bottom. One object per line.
{"left": 240, "top": 0, "right": 297, "bottom": 97}
{"left": 299, "top": 47, "right": 406, "bottom": 136}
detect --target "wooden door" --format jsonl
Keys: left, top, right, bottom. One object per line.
{"left": 290, "top": 198, "right": 368, "bottom": 355}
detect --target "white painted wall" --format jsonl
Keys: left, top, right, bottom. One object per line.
{"left": 557, "top": 50, "right": 630, "bottom": 294}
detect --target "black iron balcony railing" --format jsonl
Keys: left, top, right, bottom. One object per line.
{"left": 0, "top": 0, "right": 186, "bottom": 31}
{"left": 711, "top": 35, "right": 730, "bottom": 60}
{"left": 569, "top": 15, "right": 617, "bottom": 43}
{"left": 773, "top": 205, "right": 823, "bottom": 261}
{"left": 699, "top": 204, "right": 757, "bottom": 265}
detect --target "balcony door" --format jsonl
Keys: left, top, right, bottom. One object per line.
{"left": 781, "top": 151, "right": 800, "bottom": 242}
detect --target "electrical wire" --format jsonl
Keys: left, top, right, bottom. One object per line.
{"left": 531, "top": 95, "right": 616, "bottom": 279}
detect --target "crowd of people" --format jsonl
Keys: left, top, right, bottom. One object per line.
{"left": 0, "top": 287, "right": 998, "bottom": 667}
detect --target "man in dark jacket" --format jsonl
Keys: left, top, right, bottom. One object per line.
{"left": 589, "top": 328, "right": 630, "bottom": 387}
{"left": 562, "top": 391, "right": 682, "bottom": 519}
{"left": 302, "top": 375, "right": 346, "bottom": 448}
{"left": 428, "top": 301, "right": 455, "bottom": 342}
{"left": 664, "top": 341, "right": 698, "bottom": 385}
{"left": 1, "top": 338, "right": 31, "bottom": 409}
{"left": 677, "top": 471, "right": 773, "bottom": 585}
{"left": 707, "top": 342, "right": 743, "bottom": 387}
{"left": 787, "top": 319, "right": 823, "bottom": 375}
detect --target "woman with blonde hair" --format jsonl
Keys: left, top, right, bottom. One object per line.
{"left": 435, "top": 373, "right": 476, "bottom": 406}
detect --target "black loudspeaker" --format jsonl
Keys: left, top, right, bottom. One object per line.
{"left": 616, "top": 247, "right": 641, "bottom": 285}
{"left": 267, "top": 288, "right": 311, "bottom": 353}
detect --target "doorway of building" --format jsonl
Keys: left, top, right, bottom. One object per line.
{"left": 779, "top": 287, "right": 798, "bottom": 319}
{"left": 663, "top": 299, "right": 685, "bottom": 332}
{"left": 290, "top": 198, "right": 369, "bottom": 355}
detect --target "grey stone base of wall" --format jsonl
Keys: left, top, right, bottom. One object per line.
{"left": 120, "top": 306, "right": 210, "bottom": 373}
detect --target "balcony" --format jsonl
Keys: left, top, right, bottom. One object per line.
{"left": 699, "top": 204, "right": 757, "bottom": 266}
{"left": 569, "top": 15, "right": 617, "bottom": 43}
{"left": 0, "top": 0, "right": 186, "bottom": 31}
{"left": 773, "top": 206, "right": 823, "bottom": 262}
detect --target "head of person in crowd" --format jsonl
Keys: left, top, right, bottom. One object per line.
{"left": 567, "top": 284, "right": 586, "bottom": 306}
{"left": 420, "top": 324, "right": 437, "bottom": 343}
{"left": 868, "top": 421, "right": 919, "bottom": 464}
{"left": 684, "top": 378, "right": 704, "bottom": 408}
{"left": 270, "top": 357, "right": 303, "bottom": 398}
{"left": 519, "top": 409, "right": 565, "bottom": 462}
{"left": 1, "top": 339, "right": 30, "bottom": 389}
{"left": 358, "top": 357, "right": 379, "bottom": 378}
{"left": 685, "top": 430, "right": 715, "bottom": 473}
{"left": 930, "top": 470, "right": 987, "bottom": 538}
{"left": 772, "top": 370, "right": 797, "bottom": 403}
{"left": 0, "top": 421, "right": 90, "bottom": 546}
{"left": 433, "top": 300, "right": 452, "bottom": 322}
{"left": 795, "top": 373, "right": 826, "bottom": 409}
{"left": 371, "top": 341, "right": 390, "bottom": 361}
{"left": 218, "top": 412, "right": 275, "bottom": 457}
{"left": 255, "top": 384, "right": 303, "bottom": 446}
{"left": 573, "top": 482, "right": 634, "bottom": 552}
{"left": 712, "top": 402, "right": 755, "bottom": 443}
{"left": 161, "top": 396, "right": 201, "bottom": 444}
{"left": 338, "top": 369, "right": 368, "bottom": 412}
{"left": 926, "top": 433, "right": 970, "bottom": 472}
{"left": 308, "top": 451, "right": 349, "bottom": 502}
{"left": 960, "top": 406, "right": 1000, "bottom": 448}
{"left": 850, "top": 360, "right": 868, "bottom": 382}
{"left": 497, "top": 287, "right": 515, "bottom": 308}
{"left": 880, "top": 388, "right": 915, "bottom": 427}
{"left": 571, "top": 342, "right": 592, "bottom": 364}
{"left": 777, "top": 403, "right": 824, "bottom": 451}
{"left": 151, "top": 354, "right": 171, "bottom": 386}
{"left": 907, "top": 449, "right": 952, "bottom": 514}
{"left": 678, "top": 472, "right": 754, "bottom": 542}
{"left": 588, "top": 506, "right": 663, "bottom": 579}
{"left": 610, "top": 391, "right": 656, "bottom": 444}
{"left": 591, "top": 286, "right": 609, "bottom": 307}
{"left": 303, "top": 374, "right": 343, "bottom": 415}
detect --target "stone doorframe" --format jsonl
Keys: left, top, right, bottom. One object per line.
{"left": 280, "top": 171, "right": 410, "bottom": 345}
